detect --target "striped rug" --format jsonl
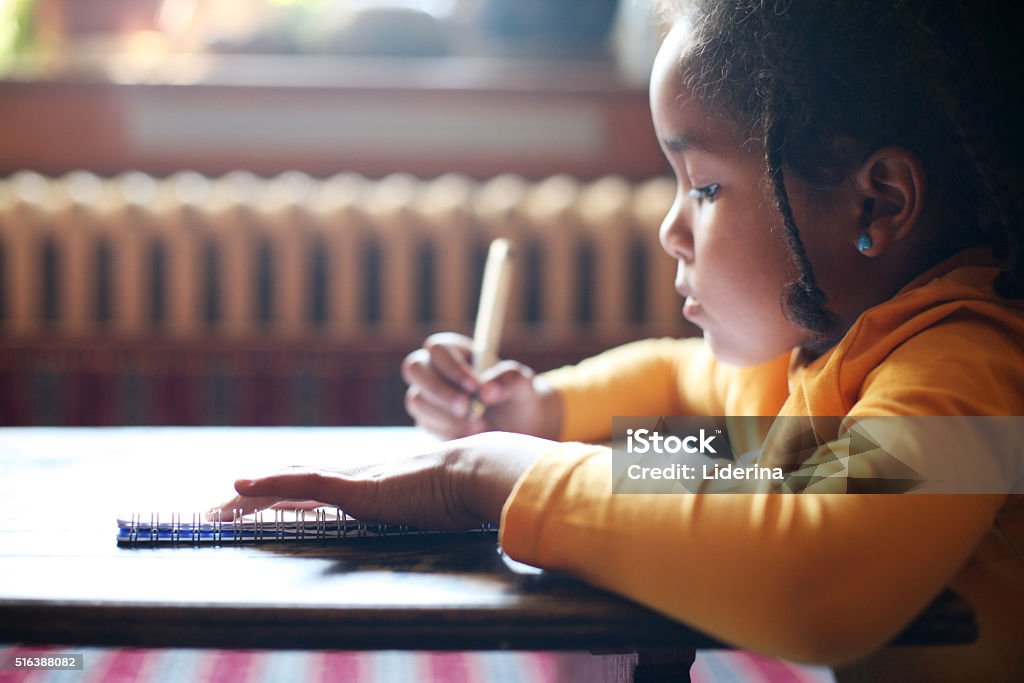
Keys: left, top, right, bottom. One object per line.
{"left": 0, "top": 647, "right": 834, "bottom": 682}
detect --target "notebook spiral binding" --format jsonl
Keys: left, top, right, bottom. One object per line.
{"left": 117, "top": 508, "right": 495, "bottom": 546}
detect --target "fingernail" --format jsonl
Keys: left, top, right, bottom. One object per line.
{"left": 236, "top": 478, "right": 254, "bottom": 490}
{"left": 461, "top": 378, "right": 477, "bottom": 393}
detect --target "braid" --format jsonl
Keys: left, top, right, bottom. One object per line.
{"left": 754, "top": 6, "right": 840, "bottom": 341}
{"left": 764, "top": 114, "right": 838, "bottom": 341}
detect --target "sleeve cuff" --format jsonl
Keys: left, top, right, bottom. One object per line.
{"left": 537, "top": 367, "right": 593, "bottom": 442}
{"left": 498, "top": 441, "right": 607, "bottom": 565}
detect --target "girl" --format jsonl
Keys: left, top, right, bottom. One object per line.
{"left": 219, "top": 1, "right": 1024, "bottom": 678}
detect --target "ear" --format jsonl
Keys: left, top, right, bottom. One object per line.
{"left": 851, "top": 147, "right": 927, "bottom": 257}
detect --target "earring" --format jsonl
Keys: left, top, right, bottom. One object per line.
{"left": 857, "top": 233, "right": 873, "bottom": 253}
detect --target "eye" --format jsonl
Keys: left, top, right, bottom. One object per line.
{"left": 688, "top": 184, "right": 721, "bottom": 204}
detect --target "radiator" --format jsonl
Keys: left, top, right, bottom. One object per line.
{"left": 0, "top": 171, "right": 683, "bottom": 341}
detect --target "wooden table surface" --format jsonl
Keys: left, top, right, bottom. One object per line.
{"left": 0, "top": 427, "right": 719, "bottom": 651}
{"left": 0, "top": 428, "right": 976, "bottom": 653}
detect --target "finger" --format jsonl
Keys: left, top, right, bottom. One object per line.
{"left": 478, "top": 360, "right": 535, "bottom": 405}
{"left": 424, "top": 331, "right": 473, "bottom": 356}
{"left": 268, "top": 500, "right": 325, "bottom": 511}
{"left": 405, "top": 386, "right": 461, "bottom": 434}
{"left": 235, "top": 471, "right": 342, "bottom": 505}
{"left": 207, "top": 494, "right": 283, "bottom": 520}
{"left": 406, "top": 388, "right": 484, "bottom": 439}
{"left": 403, "top": 359, "right": 472, "bottom": 417}
{"left": 424, "top": 336, "right": 478, "bottom": 392}
{"left": 402, "top": 334, "right": 473, "bottom": 385}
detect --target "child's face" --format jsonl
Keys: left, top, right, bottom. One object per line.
{"left": 650, "top": 21, "right": 835, "bottom": 365}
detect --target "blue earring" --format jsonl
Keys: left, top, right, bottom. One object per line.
{"left": 857, "top": 233, "right": 873, "bottom": 253}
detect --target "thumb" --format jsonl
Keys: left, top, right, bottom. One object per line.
{"left": 478, "top": 361, "right": 535, "bottom": 405}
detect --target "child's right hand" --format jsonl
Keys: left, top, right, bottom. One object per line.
{"left": 401, "top": 332, "right": 562, "bottom": 441}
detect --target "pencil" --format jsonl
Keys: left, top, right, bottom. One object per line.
{"left": 470, "top": 238, "right": 515, "bottom": 420}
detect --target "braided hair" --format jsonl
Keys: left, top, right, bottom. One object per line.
{"left": 659, "top": 0, "right": 1024, "bottom": 343}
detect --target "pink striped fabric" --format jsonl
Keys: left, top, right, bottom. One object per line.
{"left": 0, "top": 647, "right": 835, "bottom": 682}
{"left": 204, "top": 650, "right": 259, "bottom": 683}
{"left": 317, "top": 652, "right": 364, "bottom": 682}
{"left": 692, "top": 651, "right": 835, "bottom": 683}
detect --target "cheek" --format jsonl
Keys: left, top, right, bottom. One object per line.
{"left": 700, "top": 215, "right": 795, "bottom": 314}
{"left": 700, "top": 206, "right": 791, "bottom": 282}
{"left": 784, "top": 185, "right": 853, "bottom": 284}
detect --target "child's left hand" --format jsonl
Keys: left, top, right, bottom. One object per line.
{"left": 210, "top": 432, "right": 554, "bottom": 530}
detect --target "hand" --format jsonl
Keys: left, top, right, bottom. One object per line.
{"left": 401, "top": 332, "right": 562, "bottom": 440}
{"left": 211, "top": 432, "right": 555, "bottom": 529}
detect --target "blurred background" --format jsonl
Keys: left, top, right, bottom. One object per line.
{"left": 0, "top": 0, "right": 690, "bottom": 427}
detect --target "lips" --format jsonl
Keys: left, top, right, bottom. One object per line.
{"left": 675, "top": 269, "right": 701, "bottom": 319}
{"left": 682, "top": 296, "right": 703, "bottom": 320}
{"left": 675, "top": 281, "right": 703, "bottom": 320}
{"left": 674, "top": 278, "right": 692, "bottom": 299}
{"left": 675, "top": 279, "right": 696, "bottom": 302}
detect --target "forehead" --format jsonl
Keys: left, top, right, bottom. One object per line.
{"left": 650, "top": 20, "right": 753, "bottom": 154}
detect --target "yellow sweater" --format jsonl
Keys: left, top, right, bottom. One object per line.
{"left": 499, "top": 256, "right": 1024, "bottom": 680}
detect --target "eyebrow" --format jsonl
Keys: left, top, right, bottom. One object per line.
{"left": 662, "top": 131, "right": 716, "bottom": 154}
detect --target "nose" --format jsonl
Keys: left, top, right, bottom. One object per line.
{"left": 658, "top": 193, "right": 694, "bottom": 262}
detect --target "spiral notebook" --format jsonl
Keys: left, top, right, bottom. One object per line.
{"left": 116, "top": 508, "right": 495, "bottom": 546}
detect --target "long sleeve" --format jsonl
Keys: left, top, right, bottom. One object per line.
{"left": 499, "top": 444, "right": 1006, "bottom": 665}
{"left": 502, "top": 261, "right": 1024, "bottom": 672}
{"left": 540, "top": 337, "right": 790, "bottom": 443}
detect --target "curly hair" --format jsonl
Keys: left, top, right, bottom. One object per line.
{"left": 657, "top": 0, "right": 1024, "bottom": 343}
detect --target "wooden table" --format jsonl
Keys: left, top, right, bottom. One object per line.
{"left": 0, "top": 428, "right": 977, "bottom": 674}
{"left": 0, "top": 428, "right": 716, "bottom": 652}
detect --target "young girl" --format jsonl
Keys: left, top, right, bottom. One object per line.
{"left": 219, "top": 1, "right": 1024, "bottom": 678}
